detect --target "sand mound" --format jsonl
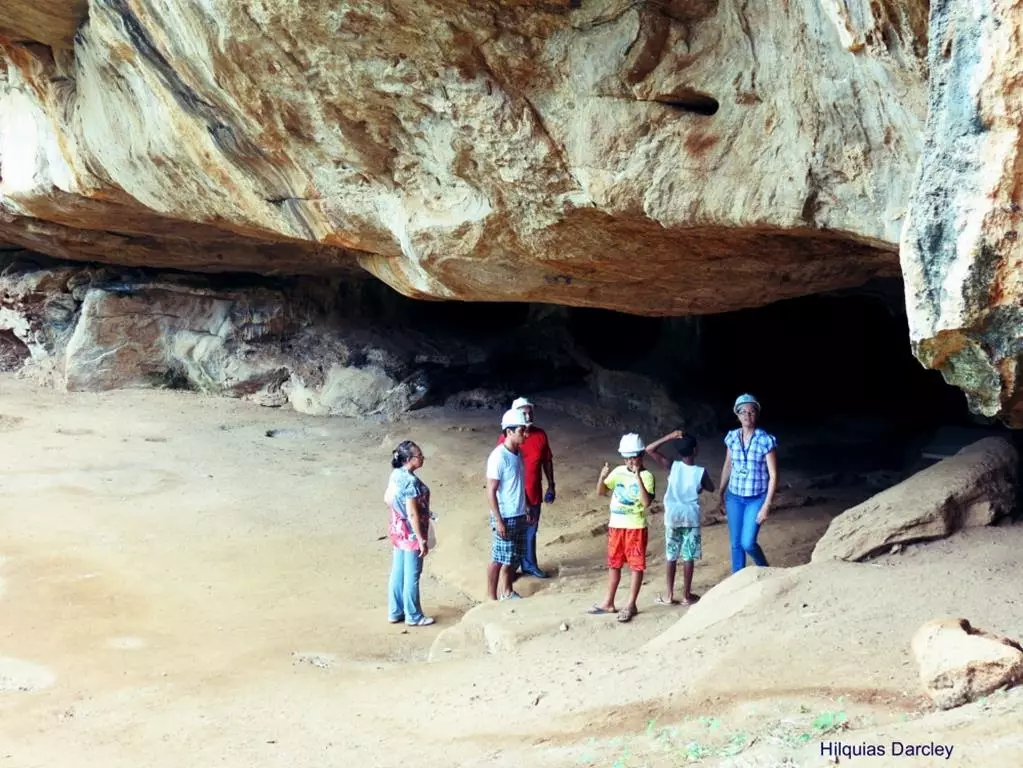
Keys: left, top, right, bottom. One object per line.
{"left": 0, "top": 658, "right": 56, "bottom": 692}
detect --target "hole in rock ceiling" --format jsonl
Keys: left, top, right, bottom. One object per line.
{"left": 655, "top": 91, "right": 720, "bottom": 116}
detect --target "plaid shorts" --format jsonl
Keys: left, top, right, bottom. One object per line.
{"left": 491, "top": 515, "right": 528, "bottom": 566}
{"left": 666, "top": 526, "right": 702, "bottom": 563}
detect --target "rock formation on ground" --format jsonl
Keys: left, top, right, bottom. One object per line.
{"left": 811, "top": 437, "right": 1018, "bottom": 562}
{"left": 0, "top": 253, "right": 719, "bottom": 428}
{"left": 911, "top": 618, "right": 1023, "bottom": 710}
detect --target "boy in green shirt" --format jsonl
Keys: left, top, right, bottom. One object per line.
{"left": 588, "top": 433, "right": 656, "bottom": 623}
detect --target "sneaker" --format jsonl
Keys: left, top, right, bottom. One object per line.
{"left": 524, "top": 568, "right": 549, "bottom": 579}
{"left": 406, "top": 616, "right": 435, "bottom": 627}
{"left": 499, "top": 591, "right": 522, "bottom": 601}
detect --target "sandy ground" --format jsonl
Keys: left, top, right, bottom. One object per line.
{"left": 0, "top": 374, "right": 1021, "bottom": 767}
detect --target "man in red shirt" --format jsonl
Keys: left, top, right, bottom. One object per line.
{"left": 497, "top": 396, "right": 555, "bottom": 578}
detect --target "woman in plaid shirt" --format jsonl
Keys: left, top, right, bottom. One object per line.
{"left": 718, "top": 394, "right": 779, "bottom": 572}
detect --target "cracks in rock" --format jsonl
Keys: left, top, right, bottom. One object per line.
{"left": 473, "top": 37, "right": 580, "bottom": 191}
{"left": 572, "top": 1, "right": 646, "bottom": 31}
{"left": 98, "top": 0, "right": 318, "bottom": 241}
{"left": 266, "top": 196, "right": 312, "bottom": 205}
{"left": 102, "top": 0, "right": 216, "bottom": 116}
{"left": 736, "top": 0, "right": 758, "bottom": 95}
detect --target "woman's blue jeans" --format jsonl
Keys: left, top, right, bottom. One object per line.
{"left": 725, "top": 491, "right": 769, "bottom": 573}
{"left": 388, "top": 547, "right": 424, "bottom": 624}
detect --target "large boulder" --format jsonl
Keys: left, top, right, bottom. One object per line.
{"left": 911, "top": 618, "right": 1023, "bottom": 710}
{"left": 901, "top": 0, "right": 1023, "bottom": 427}
{"left": 811, "top": 437, "right": 1018, "bottom": 562}
{"left": 0, "top": 0, "right": 922, "bottom": 316}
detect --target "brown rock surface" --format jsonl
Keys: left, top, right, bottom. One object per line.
{"left": 0, "top": 1, "right": 86, "bottom": 49}
{"left": 901, "top": 0, "right": 1023, "bottom": 427}
{"left": 0, "top": 0, "right": 924, "bottom": 316}
{"left": 911, "top": 618, "right": 1023, "bottom": 710}
{"left": 811, "top": 437, "right": 1018, "bottom": 562}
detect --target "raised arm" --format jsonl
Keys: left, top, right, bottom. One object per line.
{"left": 635, "top": 468, "right": 653, "bottom": 508}
{"left": 596, "top": 462, "right": 611, "bottom": 496}
{"left": 644, "top": 429, "right": 683, "bottom": 471}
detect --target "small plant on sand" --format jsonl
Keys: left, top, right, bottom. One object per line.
{"left": 679, "top": 740, "right": 712, "bottom": 762}
{"left": 811, "top": 710, "right": 849, "bottom": 736}
{"left": 764, "top": 705, "right": 852, "bottom": 749}
{"left": 718, "top": 730, "right": 755, "bottom": 757}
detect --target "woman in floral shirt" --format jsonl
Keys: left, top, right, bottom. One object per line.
{"left": 718, "top": 394, "right": 779, "bottom": 573}
{"left": 385, "top": 441, "right": 434, "bottom": 627}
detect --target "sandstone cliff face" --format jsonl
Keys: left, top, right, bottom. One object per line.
{"left": 1, "top": 0, "right": 925, "bottom": 317}
{"left": 901, "top": 0, "right": 1023, "bottom": 427}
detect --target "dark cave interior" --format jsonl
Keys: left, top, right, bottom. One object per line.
{"left": 368, "top": 277, "right": 1014, "bottom": 474}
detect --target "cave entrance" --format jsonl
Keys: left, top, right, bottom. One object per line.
{"left": 337, "top": 276, "right": 1011, "bottom": 477}
{"left": 555, "top": 279, "right": 1012, "bottom": 475}
{"left": 697, "top": 279, "right": 967, "bottom": 432}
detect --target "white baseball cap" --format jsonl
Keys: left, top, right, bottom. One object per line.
{"left": 511, "top": 397, "right": 534, "bottom": 410}
{"left": 501, "top": 408, "right": 529, "bottom": 428}
{"left": 618, "top": 433, "right": 645, "bottom": 457}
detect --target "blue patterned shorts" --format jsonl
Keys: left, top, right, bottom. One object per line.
{"left": 666, "top": 526, "right": 702, "bottom": 562}
{"left": 491, "top": 515, "right": 527, "bottom": 566}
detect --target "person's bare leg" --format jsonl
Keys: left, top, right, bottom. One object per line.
{"left": 488, "top": 561, "right": 501, "bottom": 600}
{"left": 499, "top": 564, "right": 515, "bottom": 597}
{"left": 682, "top": 560, "right": 699, "bottom": 603}
{"left": 598, "top": 568, "right": 621, "bottom": 611}
{"left": 625, "top": 569, "right": 643, "bottom": 615}
{"left": 664, "top": 561, "right": 678, "bottom": 604}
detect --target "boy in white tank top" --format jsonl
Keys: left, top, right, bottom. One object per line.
{"left": 645, "top": 430, "right": 715, "bottom": 605}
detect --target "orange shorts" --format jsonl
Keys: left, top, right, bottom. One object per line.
{"left": 608, "top": 527, "right": 647, "bottom": 571}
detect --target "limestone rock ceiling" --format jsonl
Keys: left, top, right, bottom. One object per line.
{"left": 3, "top": 0, "right": 1020, "bottom": 427}
{"left": 0, "top": 1, "right": 87, "bottom": 49}
{"left": 0, "top": 0, "right": 925, "bottom": 315}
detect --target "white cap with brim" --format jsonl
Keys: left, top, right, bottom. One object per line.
{"left": 618, "top": 433, "right": 645, "bottom": 457}
{"left": 501, "top": 408, "right": 529, "bottom": 429}
{"left": 511, "top": 397, "right": 534, "bottom": 410}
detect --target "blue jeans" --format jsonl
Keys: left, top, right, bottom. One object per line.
{"left": 388, "top": 547, "right": 424, "bottom": 624}
{"left": 725, "top": 491, "right": 769, "bottom": 573}
{"left": 521, "top": 504, "right": 543, "bottom": 574}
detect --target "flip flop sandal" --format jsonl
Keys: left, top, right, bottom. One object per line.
{"left": 655, "top": 595, "right": 680, "bottom": 606}
{"left": 587, "top": 605, "right": 612, "bottom": 615}
{"left": 682, "top": 595, "right": 701, "bottom": 605}
{"left": 617, "top": 608, "right": 636, "bottom": 623}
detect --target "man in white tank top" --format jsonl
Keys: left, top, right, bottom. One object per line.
{"left": 645, "top": 430, "right": 715, "bottom": 605}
